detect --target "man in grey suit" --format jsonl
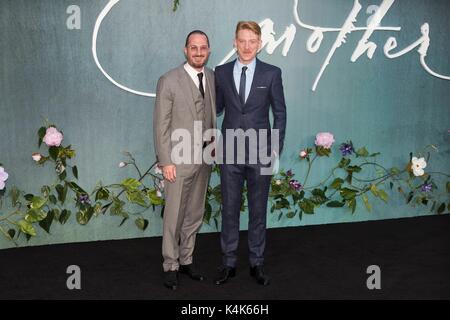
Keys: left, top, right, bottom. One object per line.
{"left": 153, "top": 30, "right": 216, "bottom": 290}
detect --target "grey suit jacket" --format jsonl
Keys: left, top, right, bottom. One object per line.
{"left": 153, "top": 64, "right": 216, "bottom": 176}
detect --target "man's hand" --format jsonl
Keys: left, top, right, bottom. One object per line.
{"left": 162, "top": 165, "right": 176, "bottom": 183}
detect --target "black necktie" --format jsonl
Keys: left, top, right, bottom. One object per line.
{"left": 197, "top": 72, "right": 205, "bottom": 99}
{"left": 239, "top": 66, "right": 248, "bottom": 105}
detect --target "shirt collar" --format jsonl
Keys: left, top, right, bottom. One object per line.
{"left": 184, "top": 62, "right": 205, "bottom": 77}
{"left": 235, "top": 58, "right": 256, "bottom": 73}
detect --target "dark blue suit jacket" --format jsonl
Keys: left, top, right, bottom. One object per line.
{"left": 215, "top": 58, "right": 287, "bottom": 160}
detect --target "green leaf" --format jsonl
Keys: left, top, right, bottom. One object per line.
{"left": 370, "top": 184, "right": 379, "bottom": 197}
{"left": 135, "top": 218, "right": 149, "bottom": 231}
{"left": 7, "top": 229, "right": 16, "bottom": 239}
{"left": 340, "top": 188, "right": 358, "bottom": 200}
{"left": 126, "top": 191, "right": 148, "bottom": 207}
{"left": 56, "top": 184, "right": 67, "bottom": 204}
{"left": 121, "top": 178, "right": 142, "bottom": 191}
{"left": 119, "top": 217, "right": 129, "bottom": 226}
{"left": 437, "top": 203, "right": 445, "bottom": 214}
{"left": 326, "top": 201, "right": 345, "bottom": 207}
{"left": 311, "top": 188, "right": 327, "bottom": 205}
{"left": 172, "top": 0, "right": 180, "bottom": 12}
{"left": 147, "top": 189, "right": 164, "bottom": 206}
{"left": 378, "top": 189, "right": 389, "bottom": 203}
{"left": 30, "top": 196, "right": 46, "bottom": 209}
{"left": 315, "top": 146, "right": 331, "bottom": 157}
{"left": 347, "top": 165, "right": 362, "bottom": 173}
{"left": 95, "top": 187, "right": 110, "bottom": 201}
{"left": 362, "top": 194, "right": 372, "bottom": 212}
{"left": 9, "top": 187, "right": 20, "bottom": 207}
{"left": 18, "top": 220, "right": 36, "bottom": 236}
{"left": 58, "top": 170, "right": 66, "bottom": 181}
{"left": 338, "top": 158, "right": 351, "bottom": 168}
{"left": 49, "top": 195, "right": 57, "bottom": 205}
{"left": 348, "top": 198, "right": 357, "bottom": 214}
{"left": 330, "top": 178, "right": 344, "bottom": 190}
{"left": 72, "top": 166, "right": 78, "bottom": 179}
{"left": 286, "top": 211, "right": 295, "bottom": 218}
{"left": 49, "top": 146, "right": 59, "bottom": 160}
{"left": 41, "top": 185, "right": 51, "bottom": 197}
{"left": 277, "top": 212, "right": 283, "bottom": 221}
{"left": 59, "top": 209, "right": 71, "bottom": 224}
{"left": 299, "top": 199, "right": 314, "bottom": 214}
{"left": 76, "top": 207, "right": 94, "bottom": 225}
{"left": 356, "top": 147, "right": 369, "bottom": 157}
{"left": 68, "top": 182, "right": 87, "bottom": 195}
{"left": 203, "top": 202, "right": 212, "bottom": 223}
{"left": 25, "top": 209, "right": 47, "bottom": 223}
{"left": 39, "top": 209, "right": 55, "bottom": 234}
{"left": 24, "top": 194, "right": 34, "bottom": 201}
{"left": 38, "top": 126, "right": 46, "bottom": 147}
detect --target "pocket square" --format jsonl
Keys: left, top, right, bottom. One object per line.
{"left": 256, "top": 86, "right": 267, "bottom": 89}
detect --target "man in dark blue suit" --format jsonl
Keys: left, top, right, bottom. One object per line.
{"left": 214, "top": 21, "right": 287, "bottom": 286}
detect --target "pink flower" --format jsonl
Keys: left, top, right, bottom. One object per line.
{"left": 32, "top": 153, "right": 42, "bottom": 162}
{"left": 315, "top": 132, "right": 335, "bottom": 149}
{"left": 43, "top": 127, "right": 63, "bottom": 147}
{"left": 0, "top": 166, "right": 9, "bottom": 190}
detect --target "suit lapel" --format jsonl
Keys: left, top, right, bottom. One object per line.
{"left": 225, "top": 60, "right": 242, "bottom": 109}
{"left": 176, "top": 64, "right": 198, "bottom": 120}
{"left": 245, "top": 58, "right": 262, "bottom": 106}
{"left": 205, "top": 68, "right": 216, "bottom": 127}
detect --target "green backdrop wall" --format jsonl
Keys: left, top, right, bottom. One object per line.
{"left": 1, "top": 0, "right": 449, "bottom": 249}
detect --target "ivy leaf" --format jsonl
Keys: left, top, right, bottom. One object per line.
{"left": 76, "top": 207, "right": 94, "bottom": 225}
{"left": 68, "top": 182, "right": 87, "bottom": 195}
{"left": 326, "top": 201, "right": 345, "bottom": 207}
{"left": 30, "top": 196, "right": 46, "bottom": 209}
{"left": 286, "top": 211, "right": 295, "bottom": 218}
{"left": 437, "top": 203, "right": 445, "bottom": 214}
{"left": 25, "top": 209, "right": 47, "bottom": 223}
{"left": 39, "top": 209, "right": 55, "bottom": 234}
{"left": 121, "top": 178, "right": 141, "bottom": 191}
{"left": 126, "top": 191, "right": 148, "bottom": 207}
{"left": 340, "top": 188, "right": 358, "bottom": 200}
{"left": 203, "top": 202, "right": 212, "bottom": 223}
{"left": 338, "top": 158, "right": 351, "bottom": 168}
{"left": 378, "top": 189, "right": 389, "bottom": 203}
{"left": 72, "top": 166, "right": 78, "bottom": 179}
{"left": 49, "top": 146, "right": 59, "bottom": 160}
{"left": 362, "top": 194, "right": 372, "bottom": 212}
{"left": 7, "top": 229, "right": 16, "bottom": 240}
{"left": 38, "top": 126, "right": 46, "bottom": 147}
{"left": 356, "top": 147, "right": 369, "bottom": 157}
{"left": 330, "top": 178, "right": 344, "bottom": 190}
{"left": 95, "top": 187, "right": 110, "bottom": 201}
{"left": 59, "top": 209, "right": 71, "bottom": 224}
{"left": 56, "top": 184, "right": 68, "bottom": 204}
{"left": 347, "top": 165, "right": 362, "bottom": 173}
{"left": 18, "top": 220, "right": 36, "bottom": 236}
{"left": 299, "top": 199, "right": 314, "bottom": 214}
{"left": 135, "top": 218, "right": 149, "bottom": 231}
{"left": 370, "top": 184, "right": 379, "bottom": 197}
{"left": 315, "top": 146, "right": 331, "bottom": 157}
{"left": 348, "top": 198, "right": 357, "bottom": 214}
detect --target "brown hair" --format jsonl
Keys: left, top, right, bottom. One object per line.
{"left": 235, "top": 21, "right": 261, "bottom": 38}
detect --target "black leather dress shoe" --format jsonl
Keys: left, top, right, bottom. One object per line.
{"left": 179, "top": 264, "right": 205, "bottom": 281}
{"left": 163, "top": 270, "right": 178, "bottom": 290}
{"left": 250, "top": 265, "right": 270, "bottom": 286}
{"left": 214, "top": 266, "right": 236, "bottom": 285}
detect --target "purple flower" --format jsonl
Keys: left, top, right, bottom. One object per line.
{"left": 339, "top": 141, "right": 354, "bottom": 156}
{"left": 420, "top": 183, "right": 432, "bottom": 193}
{"left": 289, "top": 179, "right": 303, "bottom": 191}
{"left": 78, "top": 194, "right": 90, "bottom": 204}
{"left": 286, "top": 169, "right": 293, "bottom": 177}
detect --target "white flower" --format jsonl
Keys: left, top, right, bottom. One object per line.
{"left": 32, "top": 152, "right": 42, "bottom": 162}
{"left": 299, "top": 150, "right": 308, "bottom": 158}
{"left": 0, "top": 166, "right": 9, "bottom": 190}
{"left": 275, "top": 180, "right": 282, "bottom": 185}
{"left": 156, "top": 190, "right": 162, "bottom": 198}
{"left": 119, "top": 161, "right": 127, "bottom": 168}
{"left": 154, "top": 165, "right": 163, "bottom": 175}
{"left": 411, "top": 157, "right": 427, "bottom": 176}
